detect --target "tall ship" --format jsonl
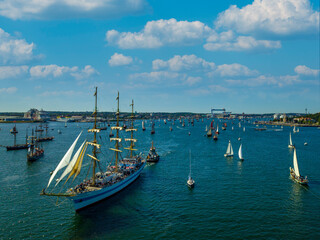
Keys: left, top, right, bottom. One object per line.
{"left": 41, "top": 88, "right": 146, "bottom": 211}
{"left": 36, "top": 124, "right": 54, "bottom": 142}
{"left": 6, "top": 125, "right": 29, "bottom": 151}
{"left": 27, "top": 129, "right": 44, "bottom": 161}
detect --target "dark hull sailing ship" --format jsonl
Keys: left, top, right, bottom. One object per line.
{"left": 36, "top": 124, "right": 54, "bottom": 142}
{"left": 41, "top": 88, "right": 146, "bottom": 211}
{"left": 27, "top": 129, "right": 44, "bottom": 161}
{"left": 6, "top": 125, "right": 29, "bottom": 151}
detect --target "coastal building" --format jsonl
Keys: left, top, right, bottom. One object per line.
{"left": 24, "top": 109, "right": 50, "bottom": 121}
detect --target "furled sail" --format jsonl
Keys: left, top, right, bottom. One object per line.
{"left": 47, "top": 132, "right": 82, "bottom": 188}
{"left": 293, "top": 148, "right": 300, "bottom": 177}
{"left": 55, "top": 140, "right": 87, "bottom": 187}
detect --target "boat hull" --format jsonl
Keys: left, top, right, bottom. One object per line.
{"left": 6, "top": 144, "right": 29, "bottom": 151}
{"left": 70, "top": 162, "right": 145, "bottom": 211}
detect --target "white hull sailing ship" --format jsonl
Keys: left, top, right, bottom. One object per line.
{"left": 289, "top": 147, "right": 308, "bottom": 185}
{"left": 224, "top": 140, "right": 233, "bottom": 157}
{"left": 41, "top": 88, "right": 146, "bottom": 211}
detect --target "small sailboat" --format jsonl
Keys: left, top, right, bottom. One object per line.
{"left": 151, "top": 122, "right": 155, "bottom": 134}
{"left": 109, "top": 127, "right": 114, "bottom": 137}
{"left": 188, "top": 131, "right": 191, "bottom": 136}
{"left": 142, "top": 121, "right": 146, "bottom": 131}
{"left": 224, "top": 140, "right": 233, "bottom": 157}
{"left": 290, "top": 147, "right": 308, "bottom": 185}
{"left": 187, "top": 150, "right": 195, "bottom": 188}
{"left": 293, "top": 126, "right": 297, "bottom": 133}
{"left": 57, "top": 129, "right": 62, "bottom": 134}
{"left": 288, "top": 132, "right": 294, "bottom": 148}
{"left": 36, "top": 124, "right": 54, "bottom": 142}
{"left": 304, "top": 142, "right": 308, "bottom": 146}
{"left": 169, "top": 126, "right": 173, "bottom": 131}
{"left": 146, "top": 141, "right": 160, "bottom": 163}
{"left": 238, "top": 144, "right": 244, "bottom": 161}
{"left": 232, "top": 126, "right": 234, "bottom": 131}
{"left": 206, "top": 127, "right": 212, "bottom": 137}
{"left": 213, "top": 134, "right": 218, "bottom": 141}
{"left": 243, "top": 127, "right": 245, "bottom": 132}
{"left": 205, "top": 125, "right": 208, "bottom": 132}
{"left": 64, "top": 122, "right": 67, "bottom": 128}
{"left": 215, "top": 124, "right": 219, "bottom": 134}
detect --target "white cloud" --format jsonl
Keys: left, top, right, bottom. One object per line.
{"left": 30, "top": 64, "right": 98, "bottom": 79}
{"left": 215, "top": 63, "right": 259, "bottom": 77}
{"left": 0, "top": 87, "right": 17, "bottom": 94}
{"left": 187, "top": 85, "right": 229, "bottom": 96}
{"left": 106, "top": 18, "right": 213, "bottom": 49}
{"left": 152, "top": 55, "right": 215, "bottom": 71}
{"left": 215, "top": 0, "right": 319, "bottom": 36}
{"left": 185, "top": 76, "right": 202, "bottom": 86}
{"left": 0, "top": 66, "right": 29, "bottom": 80}
{"left": 0, "top": 28, "right": 37, "bottom": 64}
{"left": 109, "top": 53, "right": 133, "bottom": 67}
{"left": 226, "top": 74, "right": 301, "bottom": 87}
{"left": 0, "top": 0, "right": 149, "bottom": 20}
{"left": 70, "top": 65, "right": 98, "bottom": 80}
{"left": 204, "top": 32, "right": 281, "bottom": 52}
{"left": 39, "top": 90, "right": 82, "bottom": 97}
{"left": 294, "top": 65, "right": 319, "bottom": 76}
{"left": 130, "top": 71, "right": 181, "bottom": 83}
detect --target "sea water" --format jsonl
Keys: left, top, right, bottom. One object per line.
{"left": 0, "top": 120, "right": 319, "bottom": 239}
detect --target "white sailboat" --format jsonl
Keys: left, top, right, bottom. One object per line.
{"left": 243, "top": 127, "right": 245, "bottom": 132}
{"left": 289, "top": 148, "right": 308, "bottom": 185}
{"left": 238, "top": 144, "right": 244, "bottom": 161}
{"left": 288, "top": 132, "right": 294, "bottom": 148}
{"left": 224, "top": 140, "right": 234, "bottom": 157}
{"left": 187, "top": 150, "right": 195, "bottom": 188}
{"left": 142, "top": 120, "right": 146, "bottom": 131}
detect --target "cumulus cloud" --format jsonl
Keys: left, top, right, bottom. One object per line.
{"left": 294, "top": 65, "right": 319, "bottom": 76}
{"left": 106, "top": 18, "right": 213, "bottom": 49}
{"left": 215, "top": 63, "right": 259, "bottom": 77}
{"left": 30, "top": 64, "right": 98, "bottom": 79}
{"left": 0, "top": 28, "right": 37, "bottom": 64}
{"left": 0, "top": 0, "right": 149, "bottom": 20}
{"left": 215, "top": 0, "right": 319, "bottom": 36}
{"left": 153, "top": 55, "right": 215, "bottom": 71}
{"left": 226, "top": 74, "right": 301, "bottom": 87}
{"left": 0, "top": 66, "right": 29, "bottom": 80}
{"left": 204, "top": 35, "right": 281, "bottom": 52}
{"left": 130, "top": 71, "right": 181, "bottom": 83}
{"left": 0, "top": 87, "right": 17, "bottom": 94}
{"left": 109, "top": 53, "right": 133, "bottom": 67}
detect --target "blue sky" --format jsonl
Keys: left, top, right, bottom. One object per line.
{"left": 0, "top": 0, "right": 319, "bottom": 114}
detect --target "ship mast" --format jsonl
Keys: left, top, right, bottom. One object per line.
{"left": 109, "top": 92, "right": 123, "bottom": 172}
{"left": 124, "top": 99, "right": 137, "bottom": 157}
{"left": 86, "top": 87, "right": 101, "bottom": 186}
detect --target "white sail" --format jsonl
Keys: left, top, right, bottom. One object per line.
{"left": 216, "top": 125, "right": 219, "bottom": 133}
{"left": 205, "top": 125, "right": 208, "bottom": 131}
{"left": 226, "top": 141, "right": 231, "bottom": 154}
{"left": 230, "top": 143, "right": 234, "bottom": 155}
{"left": 289, "top": 132, "right": 293, "bottom": 146}
{"left": 293, "top": 126, "right": 296, "bottom": 132}
{"left": 142, "top": 121, "right": 145, "bottom": 128}
{"left": 55, "top": 140, "right": 86, "bottom": 187}
{"left": 238, "top": 144, "right": 243, "bottom": 159}
{"left": 243, "top": 127, "right": 245, "bottom": 132}
{"left": 47, "top": 132, "right": 82, "bottom": 188}
{"left": 293, "top": 148, "right": 300, "bottom": 177}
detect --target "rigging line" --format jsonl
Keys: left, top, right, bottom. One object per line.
{"left": 85, "top": 156, "right": 93, "bottom": 180}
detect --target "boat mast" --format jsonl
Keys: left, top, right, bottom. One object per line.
{"left": 115, "top": 91, "right": 120, "bottom": 171}
{"left": 92, "top": 87, "right": 98, "bottom": 185}
{"left": 130, "top": 100, "right": 134, "bottom": 158}
{"left": 86, "top": 87, "right": 101, "bottom": 186}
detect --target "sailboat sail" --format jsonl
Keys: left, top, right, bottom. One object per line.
{"left": 55, "top": 140, "right": 87, "bottom": 186}
{"left": 289, "top": 133, "right": 293, "bottom": 146}
{"left": 47, "top": 131, "right": 82, "bottom": 188}
{"left": 226, "top": 141, "right": 231, "bottom": 154}
{"left": 293, "top": 148, "right": 300, "bottom": 177}
{"left": 238, "top": 144, "right": 243, "bottom": 159}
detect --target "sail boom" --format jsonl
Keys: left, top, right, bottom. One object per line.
{"left": 87, "top": 154, "right": 100, "bottom": 162}
{"left": 110, "top": 138, "right": 122, "bottom": 142}
{"left": 125, "top": 129, "right": 137, "bottom": 132}
{"left": 111, "top": 126, "right": 123, "bottom": 130}
{"left": 88, "top": 129, "right": 101, "bottom": 133}
{"left": 125, "top": 138, "right": 137, "bottom": 142}
{"left": 110, "top": 148, "right": 122, "bottom": 152}
{"left": 124, "top": 147, "right": 138, "bottom": 151}
{"left": 87, "top": 142, "right": 101, "bottom": 148}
